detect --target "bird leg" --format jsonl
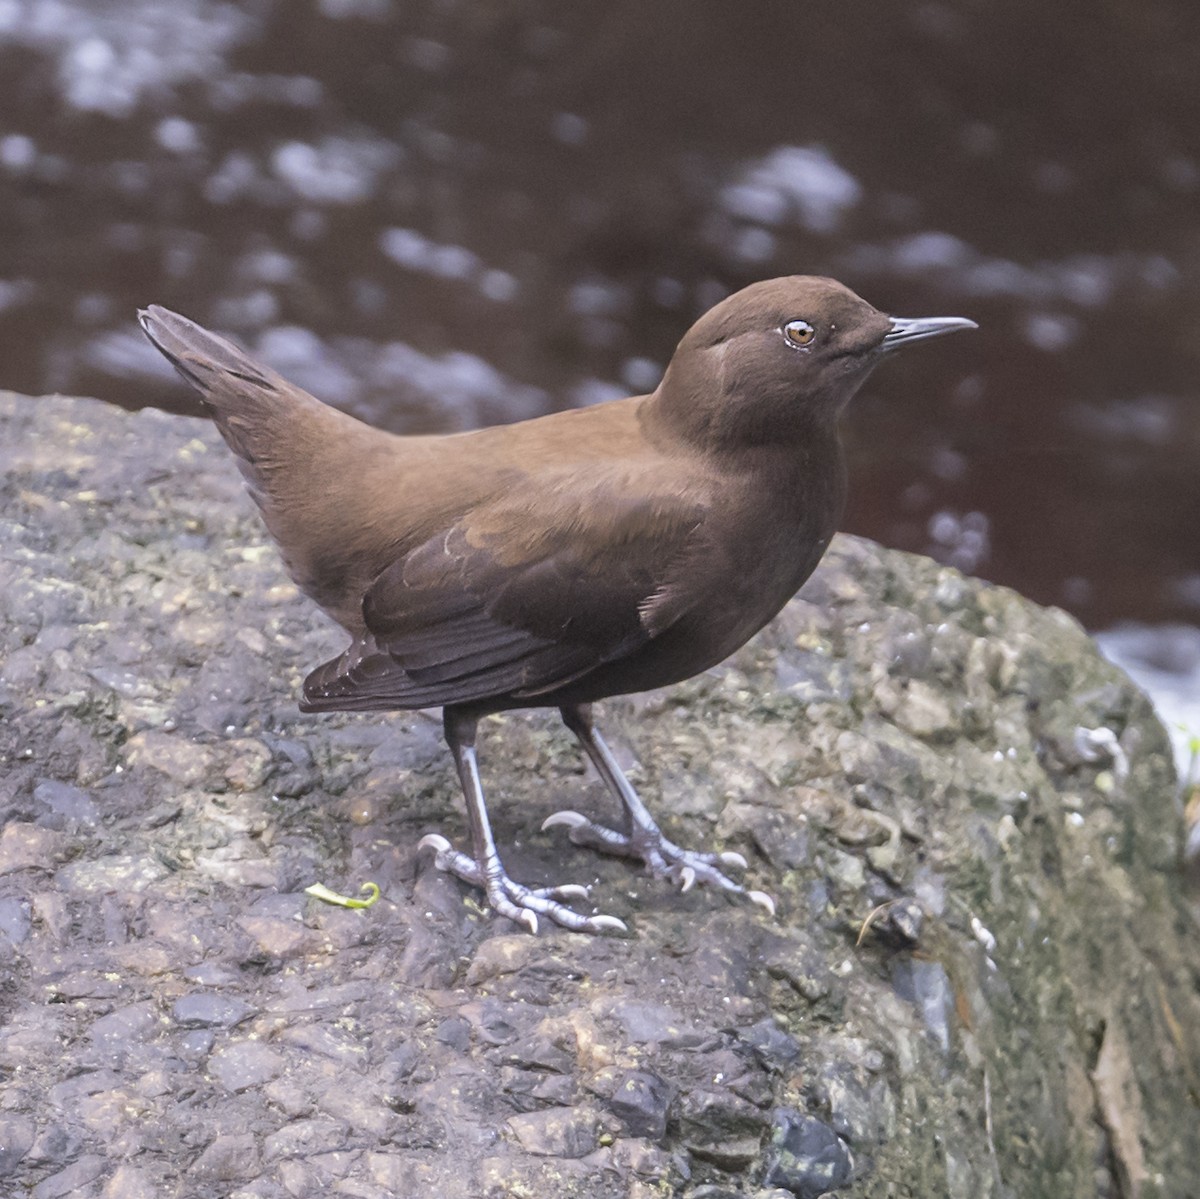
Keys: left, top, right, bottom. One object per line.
{"left": 419, "top": 708, "right": 627, "bottom": 934}
{"left": 545, "top": 704, "right": 775, "bottom": 915}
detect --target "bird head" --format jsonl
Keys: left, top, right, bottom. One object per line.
{"left": 653, "top": 275, "right": 976, "bottom": 451}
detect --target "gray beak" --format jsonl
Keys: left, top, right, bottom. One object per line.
{"left": 882, "top": 314, "right": 978, "bottom": 351}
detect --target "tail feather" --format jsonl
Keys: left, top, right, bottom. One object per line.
{"left": 138, "top": 305, "right": 282, "bottom": 398}
{"left": 136, "top": 306, "right": 326, "bottom": 463}
{"left": 141, "top": 306, "right": 296, "bottom": 515}
{"left": 137, "top": 303, "right": 397, "bottom": 632}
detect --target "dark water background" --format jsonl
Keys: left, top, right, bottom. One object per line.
{"left": 1, "top": 0, "right": 1198, "bottom": 636}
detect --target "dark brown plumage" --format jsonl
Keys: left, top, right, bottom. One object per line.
{"left": 139, "top": 277, "right": 975, "bottom": 932}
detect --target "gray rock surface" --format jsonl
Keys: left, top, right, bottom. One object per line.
{"left": 1, "top": 391, "right": 1198, "bottom": 1199}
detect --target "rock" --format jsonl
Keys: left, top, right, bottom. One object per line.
{"left": 23, "top": 1124, "right": 78, "bottom": 1170}
{"left": 192, "top": 1133, "right": 261, "bottom": 1181}
{"left": 506, "top": 1106, "right": 602, "bottom": 1157}
{"left": 172, "top": 992, "right": 256, "bottom": 1029}
{"left": 224, "top": 739, "right": 275, "bottom": 791}
{"left": 608, "top": 1070, "right": 673, "bottom": 1140}
{"left": 237, "top": 913, "right": 313, "bottom": 959}
{"left": 30, "top": 1155, "right": 106, "bottom": 1199}
{"left": 761, "top": 1112, "right": 854, "bottom": 1198}
{"left": 261, "top": 1119, "right": 348, "bottom": 1161}
{"left": 0, "top": 823, "right": 64, "bottom": 875}
{"left": 209, "top": 1041, "right": 286, "bottom": 1092}
{"left": 676, "top": 1088, "right": 771, "bottom": 1169}
{"left": 125, "top": 730, "right": 218, "bottom": 785}
{"left": 0, "top": 896, "right": 31, "bottom": 948}
{"left": 1, "top": 392, "right": 1198, "bottom": 1199}
{"left": 102, "top": 1164, "right": 159, "bottom": 1199}
{"left": 0, "top": 1115, "right": 35, "bottom": 1177}
{"left": 89, "top": 1001, "right": 161, "bottom": 1051}
{"left": 54, "top": 853, "right": 170, "bottom": 893}
{"left": 32, "top": 779, "right": 100, "bottom": 827}
{"left": 737, "top": 1021, "right": 802, "bottom": 1073}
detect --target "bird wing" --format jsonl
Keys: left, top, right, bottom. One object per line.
{"left": 300, "top": 473, "right": 713, "bottom": 711}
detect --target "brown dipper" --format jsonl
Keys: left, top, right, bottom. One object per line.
{"left": 138, "top": 277, "right": 975, "bottom": 933}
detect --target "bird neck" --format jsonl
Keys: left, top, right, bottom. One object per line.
{"left": 640, "top": 367, "right": 844, "bottom": 464}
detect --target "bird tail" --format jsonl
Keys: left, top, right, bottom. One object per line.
{"left": 137, "top": 305, "right": 383, "bottom": 625}
{"left": 137, "top": 305, "right": 330, "bottom": 473}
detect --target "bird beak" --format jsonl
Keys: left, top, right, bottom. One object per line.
{"left": 882, "top": 314, "right": 978, "bottom": 351}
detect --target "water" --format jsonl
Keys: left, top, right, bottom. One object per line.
{"left": 1, "top": 1, "right": 1197, "bottom": 688}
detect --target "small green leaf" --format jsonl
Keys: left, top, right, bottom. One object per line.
{"left": 304, "top": 881, "right": 381, "bottom": 909}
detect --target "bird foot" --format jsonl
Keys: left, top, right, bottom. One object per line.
{"left": 418, "top": 834, "right": 628, "bottom": 935}
{"left": 541, "top": 811, "right": 775, "bottom": 917}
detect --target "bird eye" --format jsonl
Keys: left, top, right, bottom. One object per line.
{"left": 783, "top": 319, "right": 816, "bottom": 348}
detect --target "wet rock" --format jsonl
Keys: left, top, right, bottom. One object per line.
{"left": 761, "top": 1112, "right": 853, "bottom": 1198}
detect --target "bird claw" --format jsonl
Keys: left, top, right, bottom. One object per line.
{"left": 541, "top": 810, "right": 769, "bottom": 915}
{"left": 550, "top": 883, "right": 591, "bottom": 901}
{"left": 590, "top": 914, "right": 629, "bottom": 933}
{"left": 541, "top": 810, "right": 590, "bottom": 832}
{"left": 417, "top": 829, "right": 623, "bottom": 935}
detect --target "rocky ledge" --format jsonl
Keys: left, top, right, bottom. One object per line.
{"left": 1, "top": 392, "right": 1197, "bottom": 1199}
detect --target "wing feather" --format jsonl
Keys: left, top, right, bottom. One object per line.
{"left": 300, "top": 475, "right": 712, "bottom": 712}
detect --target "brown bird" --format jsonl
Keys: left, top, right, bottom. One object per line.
{"left": 138, "top": 277, "right": 975, "bottom": 933}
